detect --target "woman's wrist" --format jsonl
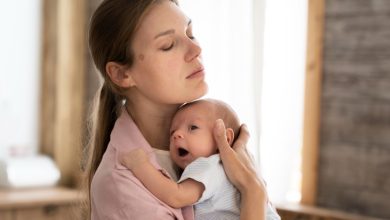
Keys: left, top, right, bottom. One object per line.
{"left": 240, "top": 177, "right": 267, "bottom": 202}
{"left": 239, "top": 178, "right": 267, "bottom": 220}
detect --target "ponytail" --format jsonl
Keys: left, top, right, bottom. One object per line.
{"left": 84, "top": 82, "right": 122, "bottom": 218}
{"left": 85, "top": 0, "right": 179, "bottom": 218}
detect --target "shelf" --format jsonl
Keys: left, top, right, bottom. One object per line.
{"left": 0, "top": 187, "right": 84, "bottom": 209}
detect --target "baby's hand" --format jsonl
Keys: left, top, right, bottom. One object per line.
{"left": 120, "top": 148, "right": 149, "bottom": 170}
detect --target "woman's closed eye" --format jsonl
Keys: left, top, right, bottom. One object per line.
{"left": 188, "top": 35, "right": 195, "bottom": 40}
{"left": 187, "top": 22, "right": 195, "bottom": 40}
{"left": 161, "top": 42, "right": 174, "bottom": 51}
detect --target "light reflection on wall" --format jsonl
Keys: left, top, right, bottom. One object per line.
{"left": 260, "top": 0, "right": 308, "bottom": 203}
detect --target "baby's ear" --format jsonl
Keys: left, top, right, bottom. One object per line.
{"left": 225, "top": 128, "right": 234, "bottom": 145}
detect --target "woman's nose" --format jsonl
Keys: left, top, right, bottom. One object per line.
{"left": 184, "top": 38, "right": 202, "bottom": 62}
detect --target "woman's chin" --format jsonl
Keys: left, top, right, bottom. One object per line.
{"left": 189, "top": 84, "right": 208, "bottom": 102}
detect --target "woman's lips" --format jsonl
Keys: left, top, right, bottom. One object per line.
{"left": 186, "top": 68, "right": 205, "bottom": 79}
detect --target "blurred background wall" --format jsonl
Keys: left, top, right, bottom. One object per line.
{"left": 317, "top": 0, "right": 390, "bottom": 219}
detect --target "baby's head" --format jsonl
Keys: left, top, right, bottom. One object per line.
{"left": 169, "top": 99, "right": 240, "bottom": 169}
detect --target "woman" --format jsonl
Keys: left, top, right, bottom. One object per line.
{"left": 86, "top": 0, "right": 268, "bottom": 219}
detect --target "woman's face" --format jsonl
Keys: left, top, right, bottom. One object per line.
{"left": 126, "top": 0, "right": 208, "bottom": 105}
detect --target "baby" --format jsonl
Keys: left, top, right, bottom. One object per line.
{"left": 121, "top": 99, "right": 280, "bottom": 220}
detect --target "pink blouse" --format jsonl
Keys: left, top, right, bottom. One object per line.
{"left": 91, "top": 107, "right": 194, "bottom": 220}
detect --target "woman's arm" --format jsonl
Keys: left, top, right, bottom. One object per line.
{"left": 213, "top": 119, "right": 267, "bottom": 220}
{"left": 120, "top": 149, "right": 204, "bottom": 208}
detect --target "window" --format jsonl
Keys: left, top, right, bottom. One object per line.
{"left": 181, "top": 0, "right": 260, "bottom": 159}
{"left": 0, "top": 0, "right": 42, "bottom": 158}
{"left": 260, "top": 0, "right": 308, "bottom": 203}
{"left": 181, "top": 0, "right": 308, "bottom": 203}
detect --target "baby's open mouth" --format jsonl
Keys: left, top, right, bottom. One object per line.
{"left": 178, "top": 147, "right": 189, "bottom": 157}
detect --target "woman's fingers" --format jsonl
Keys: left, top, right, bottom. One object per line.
{"left": 231, "top": 124, "right": 258, "bottom": 175}
{"left": 214, "top": 119, "right": 268, "bottom": 213}
{"left": 213, "top": 119, "right": 233, "bottom": 155}
{"left": 232, "top": 123, "right": 250, "bottom": 151}
{"left": 213, "top": 119, "right": 250, "bottom": 190}
{"left": 213, "top": 119, "right": 252, "bottom": 170}
{"left": 213, "top": 119, "right": 242, "bottom": 165}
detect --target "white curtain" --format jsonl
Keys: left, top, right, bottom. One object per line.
{"left": 173, "top": 0, "right": 308, "bottom": 203}
{"left": 0, "top": 0, "right": 42, "bottom": 158}
{"left": 180, "top": 0, "right": 262, "bottom": 160}
{"left": 260, "top": 0, "right": 308, "bottom": 203}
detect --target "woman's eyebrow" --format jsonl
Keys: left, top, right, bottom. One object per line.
{"left": 154, "top": 29, "right": 175, "bottom": 39}
{"left": 154, "top": 19, "right": 192, "bottom": 40}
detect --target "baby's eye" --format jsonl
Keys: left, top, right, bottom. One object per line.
{"left": 189, "top": 125, "right": 198, "bottom": 131}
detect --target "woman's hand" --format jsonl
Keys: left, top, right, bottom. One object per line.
{"left": 213, "top": 119, "right": 267, "bottom": 220}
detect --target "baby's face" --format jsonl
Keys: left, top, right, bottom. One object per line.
{"left": 169, "top": 102, "right": 218, "bottom": 169}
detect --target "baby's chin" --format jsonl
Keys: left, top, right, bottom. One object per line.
{"left": 178, "top": 160, "right": 190, "bottom": 170}
{"left": 174, "top": 157, "right": 194, "bottom": 170}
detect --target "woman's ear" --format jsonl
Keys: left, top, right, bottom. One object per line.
{"left": 106, "top": 61, "right": 136, "bottom": 88}
{"left": 225, "top": 128, "right": 235, "bottom": 145}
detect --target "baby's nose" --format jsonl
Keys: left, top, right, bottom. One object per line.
{"left": 173, "top": 132, "right": 184, "bottom": 139}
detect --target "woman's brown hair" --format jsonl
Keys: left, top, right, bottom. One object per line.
{"left": 85, "top": 0, "right": 177, "bottom": 218}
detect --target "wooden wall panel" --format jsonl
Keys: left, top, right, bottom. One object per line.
{"left": 301, "top": 0, "right": 325, "bottom": 205}
{"left": 40, "top": 0, "right": 58, "bottom": 158}
{"left": 40, "top": 0, "right": 87, "bottom": 186}
{"left": 316, "top": 0, "right": 390, "bottom": 218}
{"left": 54, "top": 0, "right": 87, "bottom": 186}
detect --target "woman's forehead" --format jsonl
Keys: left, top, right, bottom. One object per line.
{"left": 135, "top": 1, "right": 189, "bottom": 41}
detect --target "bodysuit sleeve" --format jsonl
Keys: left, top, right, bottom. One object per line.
{"left": 178, "top": 154, "right": 225, "bottom": 203}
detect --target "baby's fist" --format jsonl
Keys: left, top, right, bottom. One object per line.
{"left": 120, "top": 148, "right": 149, "bottom": 170}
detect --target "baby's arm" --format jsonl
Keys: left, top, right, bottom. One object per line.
{"left": 120, "top": 149, "right": 204, "bottom": 208}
